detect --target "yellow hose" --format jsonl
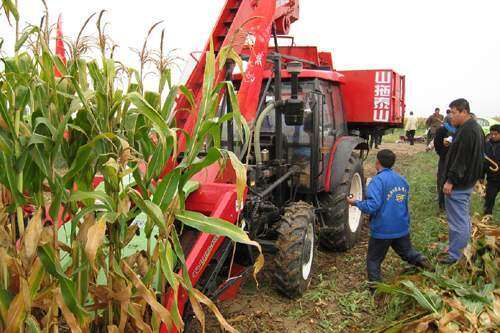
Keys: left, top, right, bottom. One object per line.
{"left": 485, "top": 156, "right": 499, "bottom": 173}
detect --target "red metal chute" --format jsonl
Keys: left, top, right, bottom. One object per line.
{"left": 54, "top": 14, "right": 66, "bottom": 77}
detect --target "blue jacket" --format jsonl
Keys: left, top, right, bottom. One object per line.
{"left": 355, "top": 168, "right": 410, "bottom": 239}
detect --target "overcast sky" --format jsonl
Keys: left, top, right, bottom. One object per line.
{"left": 1, "top": 0, "right": 499, "bottom": 118}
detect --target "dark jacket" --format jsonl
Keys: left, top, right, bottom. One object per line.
{"left": 484, "top": 140, "right": 500, "bottom": 182}
{"left": 354, "top": 169, "right": 410, "bottom": 239}
{"left": 434, "top": 124, "right": 456, "bottom": 159}
{"left": 444, "top": 118, "right": 485, "bottom": 189}
{"left": 426, "top": 114, "right": 444, "bottom": 134}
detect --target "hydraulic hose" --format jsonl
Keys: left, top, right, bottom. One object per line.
{"left": 254, "top": 102, "right": 276, "bottom": 165}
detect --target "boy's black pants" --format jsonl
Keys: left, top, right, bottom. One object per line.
{"left": 367, "top": 234, "right": 424, "bottom": 282}
{"left": 484, "top": 180, "right": 500, "bottom": 215}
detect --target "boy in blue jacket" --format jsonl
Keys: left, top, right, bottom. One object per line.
{"left": 348, "top": 149, "right": 432, "bottom": 284}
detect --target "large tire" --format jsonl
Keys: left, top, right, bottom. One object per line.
{"left": 274, "top": 202, "right": 315, "bottom": 299}
{"left": 319, "top": 153, "right": 365, "bottom": 251}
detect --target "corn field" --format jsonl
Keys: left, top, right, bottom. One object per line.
{"left": 0, "top": 1, "right": 259, "bottom": 332}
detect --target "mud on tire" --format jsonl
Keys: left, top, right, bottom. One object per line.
{"left": 274, "top": 202, "right": 316, "bottom": 299}
{"left": 319, "top": 153, "right": 365, "bottom": 251}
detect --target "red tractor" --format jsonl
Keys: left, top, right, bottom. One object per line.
{"left": 162, "top": 1, "right": 406, "bottom": 331}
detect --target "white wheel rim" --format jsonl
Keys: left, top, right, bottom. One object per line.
{"left": 348, "top": 173, "right": 363, "bottom": 233}
{"left": 302, "top": 222, "right": 314, "bottom": 280}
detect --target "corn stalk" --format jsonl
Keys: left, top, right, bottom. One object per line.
{"left": 0, "top": 3, "right": 260, "bottom": 332}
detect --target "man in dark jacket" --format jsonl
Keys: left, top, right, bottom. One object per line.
{"left": 483, "top": 124, "right": 500, "bottom": 215}
{"left": 348, "top": 150, "right": 432, "bottom": 284}
{"left": 441, "top": 99, "right": 485, "bottom": 264}
{"left": 426, "top": 108, "right": 444, "bottom": 145}
{"left": 434, "top": 120, "right": 456, "bottom": 209}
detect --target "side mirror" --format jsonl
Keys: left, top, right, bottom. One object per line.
{"left": 280, "top": 61, "right": 305, "bottom": 126}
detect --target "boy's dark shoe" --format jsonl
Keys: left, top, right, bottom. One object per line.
{"left": 437, "top": 255, "right": 457, "bottom": 265}
{"left": 418, "top": 257, "right": 434, "bottom": 271}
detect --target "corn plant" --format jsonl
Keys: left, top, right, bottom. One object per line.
{"left": 0, "top": 2, "right": 259, "bottom": 332}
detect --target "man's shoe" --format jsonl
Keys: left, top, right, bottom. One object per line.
{"left": 438, "top": 256, "right": 457, "bottom": 265}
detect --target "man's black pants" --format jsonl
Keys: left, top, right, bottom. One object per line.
{"left": 484, "top": 180, "right": 500, "bottom": 215}
{"left": 367, "top": 235, "right": 424, "bottom": 282}
{"left": 406, "top": 130, "right": 416, "bottom": 145}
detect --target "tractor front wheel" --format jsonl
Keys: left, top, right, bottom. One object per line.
{"left": 274, "top": 202, "right": 316, "bottom": 299}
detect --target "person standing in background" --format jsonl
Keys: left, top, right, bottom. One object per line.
{"left": 434, "top": 119, "right": 456, "bottom": 210}
{"left": 405, "top": 112, "right": 418, "bottom": 145}
{"left": 444, "top": 109, "right": 452, "bottom": 124}
{"left": 483, "top": 124, "right": 500, "bottom": 216}
{"left": 426, "top": 108, "right": 444, "bottom": 145}
{"left": 440, "top": 99, "right": 484, "bottom": 265}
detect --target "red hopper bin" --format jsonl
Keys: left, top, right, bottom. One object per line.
{"left": 340, "top": 69, "right": 406, "bottom": 128}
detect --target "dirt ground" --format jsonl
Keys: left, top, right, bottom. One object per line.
{"left": 206, "top": 143, "right": 427, "bottom": 333}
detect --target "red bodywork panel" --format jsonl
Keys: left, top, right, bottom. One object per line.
{"left": 339, "top": 70, "right": 406, "bottom": 126}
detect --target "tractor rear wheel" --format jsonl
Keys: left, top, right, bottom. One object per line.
{"left": 274, "top": 202, "right": 315, "bottom": 299}
{"left": 319, "top": 153, "right": 365, "bottom": 251}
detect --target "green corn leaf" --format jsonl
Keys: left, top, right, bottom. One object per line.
{"left": 48, "top": 190, "right": 62, "bottom": 222}
{"left": 171, "top": 229, "right": 192, "bottom": 290}
{"left": 25, "top": 314, "right": 42, "bottom": 333}
{"left": 0, "top": 131, "right": 13, "bottom": 155}
{"left": 14, "top": 85, "right": 30, "bottom": 111}
{"left": 145, "top": 91, "right": 161, "bottom": 110}
{"left": 38, "top": 245, "right": 89, "bottom": 323}
{"left": 0, "top": 288, "right": 13, "bottom": 322}
{"left": 226, "top": 150, "right": 246, "bottom": 208}
{"left": 152, "top": 168, "right": 180, "bottom": 210}
{"left": 28, "top": 133, "right": 52, "bottom": 146}
{"left": 63, "top": 133, "right": 115, "bottom": 185}
{"left": 179, "top": 86, "right": 195, "bottom": 109}
{"left": 146, "top": 139, "right": 172, "bottom": 182}
{"left": 226, "top": 82, "right": 250, "bottom": 144}
{"left": 68, "top": 190, "right": 114, "bottom": 211}
{"left": 159, "top": 68, "right": 171, "bottom": 94}
{"left": 158, "top": 241, "right": 183, "bottom": 328}
{"left": 401, "top": 281, "right": 441, "bottom": 315}
{"left": 87, "top": 60, "right": 105, "bottom": 92}
{"left": 0, "top": 154, "right": 25, "bottom": 205}
{"left": 0, "top": 91, "right": 16, "bottom": 135}
{"left": 33, "top": 117, "right": 57, "bottom": 137}
{"left": 53, "top": 55, "right": 68, "bottom": 77}
{"left": 1, "top": 0, "right": 19, "bottom": 21}
{"left": 175, "top": 210, "right": 258, "bottom": 248}
{"left": 182, "top": 180, "right": 200, "bottom": 198}
{"left": 161, "top": 85, "right": 179, "bottom": 123}
{"left": 198, "top": 118, "right": 219, "bottom": 139}
{"left": 127, "top": 92, "right": 169, "bottom": 139}
{"left": 181, "top": 146, "right": 221, "bottom": 183}
{"left": 128, "top": 189, "right": 166, "bottom": 234}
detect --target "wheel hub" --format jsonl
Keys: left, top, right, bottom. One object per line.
{"left": 301, "top": 222, "right": 314, "bottom": 280}
{"left": 348, "top": 173, "right": 363, "bottom": 232}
